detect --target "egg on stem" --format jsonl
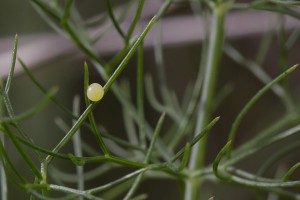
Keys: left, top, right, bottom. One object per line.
{"left": 87, "top": 83, "right": 104, "bottom": 102}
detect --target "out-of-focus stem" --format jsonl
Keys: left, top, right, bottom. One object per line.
{"left": 184, "top": 3, "right": 228, "bottom": 200}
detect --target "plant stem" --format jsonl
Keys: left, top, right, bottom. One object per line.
{"left": 72, "top": 95, "right": 84, "bottom": 199}
{"left": 0, "top": 137, "right": 7, "bottom": 200}
{"left": 137, "top": 44, "right": 146, "bottom": 148}
{"left": 105, "top": 0, "right": 126, "bottom": 42}
{"left": 185, "top": 4, "right": 227, "bottom": 200}
{"left": 0, "top": 95, "right": 7, "bottom": 200}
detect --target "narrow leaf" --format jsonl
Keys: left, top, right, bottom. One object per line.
{"left": 5, "top": 34, "right": 18, "bottom": 94}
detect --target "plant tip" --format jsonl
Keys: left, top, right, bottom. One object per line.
{"left": 293, "top": 64, "right": 299, "bottom": 69}
{"left": 288, "top": 64, "right": 299, "bottom": 72}
{"left": 51, "top": 86, "right": 59, "bottom": 94}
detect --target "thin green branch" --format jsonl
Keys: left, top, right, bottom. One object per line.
{"left": 19, "top": 62, "right": 142, "bottom": 153}
{"left": 137, "top": 43, "right": 146, "bottom": 148}
{"left": 72, "top": 95, "right": 84, "bottom": 196}
{"left": 48, "top": 184, "right": 100, "bottom": 200}
{"left": 126, "top": 0, "right": 145, "bottom": 41}
{"left": 286, "top": 26, "right": 300, "bottom": 50}
{"left": 178, "top": 143, "right": 191, "bottom": 172}
{"left": 0, "top": 77, "right": 7, "bottom": 200}
{"left": 227, "top": 65, "right": 298, "bottom": 157}
{"left": 55, "top": 116, "right": 144, "bottom": 153}
{"left": 0, "top": 162, "right": 27, "bottom": 193}
{"left": 62, "top": 22, "right": 106, "bottom": 69}
{"left": 231, "top": 106, "right": 300, "bottom": 161}
{"left": 0, "top": 137, "right": 27, "bottom": 184}
{"left": 44, "top": 103, "right": 97, "bottom": 164}
{"left": 156, "top": 0, "right": 174, "bottom": 20}
{"left": 107, "top": 39, "right": 136, "bottom": 75}
{"left": 50, "top": 163, "right": 113, "bottom": 183}
{"left": 255, "top": 4, "right": 300, "bottom": 19}
{"left": 30, "top": 0, "right": 61, "bottom": 22}
{"left": 33, "top": 0, "right": 106, "bottom": 75}
{"left": 224, "top": 43, "right": 294, "bottom": 111}
{"left": 84, "top": 63, "right": 110, "bottom": 156}
{"left": 1, "top": 88, "right": 43, "bottom": 160}
{"left": 111, "top": 86, "right": 174, "bottom": 161}
{"left": 62, "top": 0, "right": 73, "bottom": 24}
{"left": 69, "top": 154, "right": 146, "bottom": 168}
{"left": 185, "top": 3, "right": 228, "bottom": 199}
{"left": 121, "top": 83, "right": 139, "bottom": 146}
{"left": 29, "top": 190, "right": 76, "bottom": 200}
{"left": 145, "top": 75, "right": 181, "bottom": 122}
{"left": 0, "top": 87, "right": 58, "bottom": 123}
{"left": 226, "top": 123, "right": 300, "bottom": 166}
{"left": 1, "top": 124, "right": 42, "bottom": 180}
{"left": 230, "top": 174, "right": 300, "bottom": 188}
{"left": 104, "top": 0, "right": 126, "bottom": 41}
{"left": 255, "top": 25, "right": 274, "bottom": 65}
{"left": 103, "top": 16, "right": 157, "bottom": 92}
{"left": 124, "top": 113, "right": 165, "bottom": 199}
{"left": 283, "top": 163, "right": 300, "bottom": 182}
{"left": 88, "top": 112, "right": 110, "bottom": 155}
{"left": 2, "top": 130, "right": 69, "bottom": 160}
{"left": 213, "top": 141, "right": 232, "bottom": 181}
{"left": 257, "top": 142, "right": 300, "bottom": 176}
{"left": 5, "top": 34, "right": 18, "bottom": 94}
{"left": 270, "top": 0, "right": 300, "bottom": 5}
{"left": 19, "top": 58, "right": 75, "bottom": 119}
{"left": 171, "top": 116, "right": 220, "bottom": 163}
{"left": 87, "top": 168, "right": 148, "bottom": 194}
{"left": 153, "top": 21, "right": 171, "bottom": 107}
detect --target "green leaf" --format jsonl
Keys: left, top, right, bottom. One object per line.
{"left": 178, "top": 143, "right": 191, "bottom": 172}
{"left": 0, "top": 87, "right": 58, "bottom": 123}
{"left": 283, "top": 163, "right": 300, "bottom": 182}
{"left": 227, "top": 64, "right": 298, "bottom": 158}
{"left": 213, "top": 141, "right": 232, "bottom": 181}
{"left": 2, "top": 124, "right": 42, "bottom": 180}
{"left": 103, "top": 16, "right": 157, "bottom": 92}
{"left": 171, "top": 116, "right": 220, "bottom": 163}
{"left": 5, "top": 34, "right": 18, "bottom": 94}
{"left": 105, "top": 0, "right": 126, "bottom": 41}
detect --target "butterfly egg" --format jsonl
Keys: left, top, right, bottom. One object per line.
{"left": 87, "top": 83, "right": 104, "bottom": 102}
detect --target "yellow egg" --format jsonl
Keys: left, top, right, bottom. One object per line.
{"left": 87, "top": 83, "right": 104, "bottom": 102}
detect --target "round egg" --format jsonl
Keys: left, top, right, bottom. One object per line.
{"left": 87, "top": 83, "right": 104, "bottom": 102}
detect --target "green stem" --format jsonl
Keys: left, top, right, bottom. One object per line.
{"left": 103, "top": 16, "right": 156, "bottom": 93}
{"left": 185, "top": 4, "right": 227, "bottom": 200}
{"left": 87, "top": 168, "right": 148, "bottom": 194}
{"left": 72, "top": 95, "right": 84, "bottom": 198}
{"left": 1, "top": 91, "right": 43, "bottom": 161}
{"left": 105, "top": 0, "right": 126, "bottom": 42}
{"left": 5, "top": 34, "right": 18, "bottom": 94}
{"left": 0, "top": 138, "right": 7, "bottom": 200}
{"left": 123, "top": 113, "right": 165, "bottom": 200}
{"left": 137, "top": 44, "right": 146, "bottom": 148}
{"left": 44, "top": 103, "right": 96, "bottom": 165}
{"left": 226, "top": 65, "right": 297, "bottom": 158}
{"left": 0, "top": 99, "right": 7, "bottom": 200}
{"left": 126, "top": 0, "right": 145, "bottom": 42}
{"left": 2, "top": 124, "right": 42, "bottom": 180}
{"left": 283, "top": 163, "right": 300, "bottom": 182}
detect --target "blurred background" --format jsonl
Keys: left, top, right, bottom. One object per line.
{"left": 1, "top": 0, "right": 300, "bottom": 199}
